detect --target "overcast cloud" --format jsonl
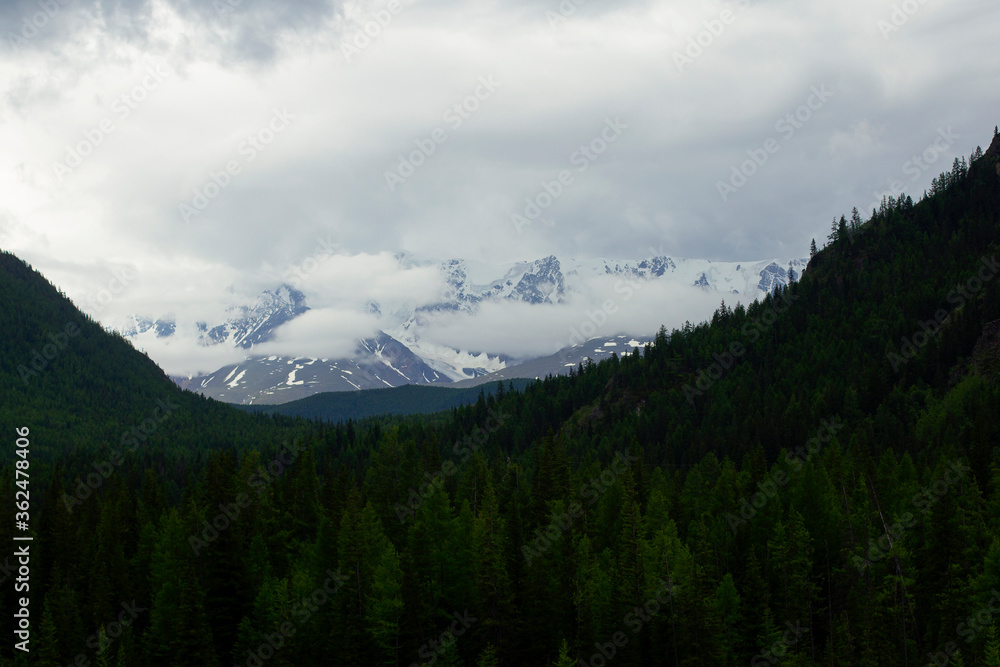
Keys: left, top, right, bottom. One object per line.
{"left": 2, "top": 0, "right": 998, "bottom": 373}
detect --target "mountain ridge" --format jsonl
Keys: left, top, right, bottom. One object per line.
{"left": 120, "top": 252, "right": 805, "bottom": 404}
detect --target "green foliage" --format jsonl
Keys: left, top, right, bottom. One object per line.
{"left": 243, "top": 380, "right": 531, "bottom": 422}
{"left": 2, "top": 128, "right": 1000, "bottom": 664}
{"left": 551, "top": 639, "right": 574, "bottom": 667}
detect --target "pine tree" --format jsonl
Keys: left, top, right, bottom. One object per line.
{"left": 755, "top": 607, "right": 783, "bottom": 662}
{"left": 533, "top": 431, "right": 571, "bottom": 524}
{"left": 173, "top": 558, "right": 219, "bottom": 666}
{"left": 148, "top": 507, "right": 219, "bottom": 666}
{"left": 437, "top": 641, "right": 463, "bottom": 667}
{"left": 714, "top": 573, "right": 741, "bottom": 666}
{"left": 551, "top": 638, "right": 575, "bottom": 667}
{"left": 337, "top": 493, "right": 390, "bottom": 666}
{"left": 984, "top": 624, "right": 1000, "bottom": 667}
{"left": 738, "top": 550, "right": 774, "bottom": 661}
{"left": 828, "top": 217, "right": 839, "bottom": 244}
{"left": 115, "top": 643, "right": 129, "bottom": 667}
{"left": 850, "top": 206, "right": 863, "bottom": 232}
{"left": 366, "top": 543, "right": 404, "bottom": 666}
{"left": 36, "top": 599, "right": 61, "bottom": 667}
{"left": 617, "top": 472, "right": 645, "bottom": 610}
{"left": 768, "top": 510, "right": 817, "bottom": 651}
{"left": 473, "top": 479, "right": 514, "bottom": 658}
{"left": 810, "top": 239, "right": 818, "bottom": 258}
{"left": 478, "top": 643, "right": 500, "bottom": 667}
{"left": 95, "top": 631, "right": 113, "bottom": 667}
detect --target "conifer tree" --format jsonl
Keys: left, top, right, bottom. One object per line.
{"left": 850, "top": 206, "right": 863, "bottom": 232}
{"left": 474, "top": 479, "right": 514, "bottom": 659}
{"left": 983, "top": 624, "right": 1000, "bottom": 667}
{"left": 552, "top": 639, "right": 575, "bottom": 667}
{"left": 367, "top": 543, "right": 404, "bottom": 667}
{"left": 36, "top": 600, "right": 61, "bottom": 667}
{"left": 714, "top": 573, "right": 741, "bottom": 666}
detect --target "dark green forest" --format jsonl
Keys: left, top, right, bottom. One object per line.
{"left": 2, "top": 131, "right": 1000, "bottom": 666}
{"left": 240, "top": 380, "right": 533, "bottom": 424}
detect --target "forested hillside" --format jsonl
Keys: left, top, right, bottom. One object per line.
{"left": 241, "top": 380, "right": 533, "bottom": 423}
{"left": 1, "top": 131, "right": 1000, "bottom": 666}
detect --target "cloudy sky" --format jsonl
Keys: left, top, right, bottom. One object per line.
{"left": 2, "top": 0, "right": 998, "bottom": 374}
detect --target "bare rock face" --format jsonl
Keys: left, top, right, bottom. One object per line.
{"left": 986, "top": 129, "right": 1000, "bottom": 159}
{"left": 983, "top": 129, "right": 1000, "bottom": 183}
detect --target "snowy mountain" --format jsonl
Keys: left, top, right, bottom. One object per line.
{"left": 119, "top": 253, "right": 806, "bottom": 404}
{"left": 449, "top": 334, "right": 655, "bottom": 388}
{"left": 400, "top": 254, "right": 804, "bottom": 309}
{"left": 119, "top": 285, "right": 308, "bottom": 350}
{"left": 383, "top": 255, "right": 805, "bottom": 382}
{"left": 172, "top": 331, "right": 448, "bottom": 405}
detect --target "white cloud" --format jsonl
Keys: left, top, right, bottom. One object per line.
{"left": 420, "top": 275, "right": 722, "bottom": 360}
{"left": 2, "top": 0, "right": 999, "bottom": 375}
{"left": 128, "top": 333, "right": 249, "bottom": 379}
{"left": 256, "top": 307, "right": 381, "bottom": 361}
{"left": 292, "top": 252, "right": 446, "bottom": 308}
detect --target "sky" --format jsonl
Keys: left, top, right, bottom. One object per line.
{"left": 2, "top": 0, "right": 999, "bottom": 374}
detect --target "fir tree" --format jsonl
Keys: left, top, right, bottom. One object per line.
{"left": 984, "top": 624, "right": 1000, "bottom": 667}
{"left": 36, "top": 600, "right": 61, "bottom": 667}
{"left": 478, "top": 643, "right": 500, "bottom": 667}
{"left": 551, "top": 639, "right": 575, "bottom": 667}
{"left": 366, "top": 543, "right": 404, "bottom": 667}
